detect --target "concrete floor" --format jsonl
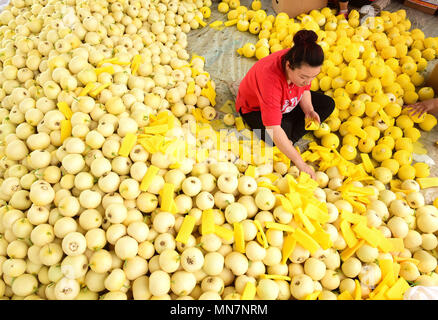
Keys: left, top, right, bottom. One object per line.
{"left": 186, "top": 0, "right": 438, "bottom": 203}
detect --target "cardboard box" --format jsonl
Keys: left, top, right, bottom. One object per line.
{"left": 420, "top": 0, "right": 438, "bottom": 5}
{"left": 272, "top": 0, "right": 328, "bottom": 18}
{"left": 403, "top": 0, "right": 437, "bottom": 15}
{"left": 426, "top": 62, "right": 438, "bottom": 94}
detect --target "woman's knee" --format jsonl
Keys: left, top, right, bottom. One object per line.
{"left": 325, "top": 95, "right": 335, "bottom": 114}
{"left": 313, "top": 93, "right": 335, "bottom": 118}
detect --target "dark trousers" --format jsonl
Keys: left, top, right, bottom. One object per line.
{"left": 239, "top": 91, "right": 335, "bottom": 146}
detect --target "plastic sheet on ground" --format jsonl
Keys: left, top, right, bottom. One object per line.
{"left": 404, "top": 286, "right": 438, "bottom": 300}
{"left": 0, "top": 0, "right": 9, "bottom": 12}
{"left": 186, "top": 0, "right": 275, "bottom": 115}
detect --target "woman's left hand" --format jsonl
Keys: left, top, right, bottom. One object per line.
{"left": 305, "top": 109, "right": 320, "bottom": 124}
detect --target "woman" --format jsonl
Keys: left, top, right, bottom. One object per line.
{"left": 235, "top": 30, "right": 335, "bottom": 180}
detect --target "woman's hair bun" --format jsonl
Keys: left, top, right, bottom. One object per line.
{"left": 282, "top": 29, "right": 324, "bottom": 69}
{"left": 293, "top": 30, "right": 318, "bottom": 46}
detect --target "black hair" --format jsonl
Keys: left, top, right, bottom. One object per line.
{"left": 281, "top": 30, "right": 324, "bottom": 71}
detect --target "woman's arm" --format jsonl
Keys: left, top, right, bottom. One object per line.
{"left": 266, "top": 125, "right": 316, "bottom": 179}
{"left": 299, "top": 90, "right": 320, "bottom": 123}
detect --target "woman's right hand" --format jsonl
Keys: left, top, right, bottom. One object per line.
{"left": 296, "top": 161, "right": 316, "bottom": 180}
{"left": 265, "top": 125, "right": 317, "bottom": 181}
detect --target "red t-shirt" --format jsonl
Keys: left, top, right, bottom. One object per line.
{"left": 235, "top": 49, "right": 311, "bottom": 127}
